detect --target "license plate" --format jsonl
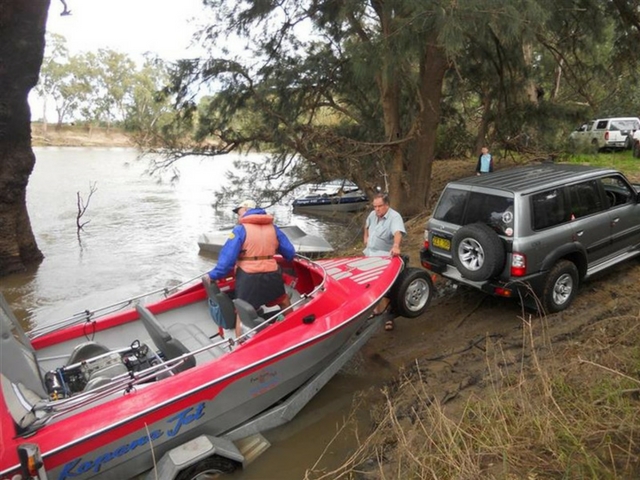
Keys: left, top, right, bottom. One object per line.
{"left": 432, "top": 235, "right": 451, "bottom": 251}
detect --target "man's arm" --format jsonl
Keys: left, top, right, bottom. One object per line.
{"left": 390, "top": 230, "right": 403, "bottom": 256}
{"left": 275, "top": 225, "right": 296, "bottom": 261}
{"left": 389, "top": 212, "right": 406, "bottom": 256}
{"left": 208, "top": 226, "right": 245, "bottom": 280}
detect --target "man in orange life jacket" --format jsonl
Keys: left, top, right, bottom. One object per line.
{"left": 205, "top": 199, "right": 296, "bottom": 337}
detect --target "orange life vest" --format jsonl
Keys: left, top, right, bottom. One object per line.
{"left": 237, "top": 213, "right": 278, "bottom": 273}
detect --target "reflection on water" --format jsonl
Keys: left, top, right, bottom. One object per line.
{"left": 0, "top": 147, "right": 375, "bottom": 480}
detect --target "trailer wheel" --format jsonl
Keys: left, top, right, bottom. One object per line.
{"left": 389, "top": 267, "right": 433, "bottom": 318}
{"left": 175, "top": 455, "right": 238, "bottom": 480}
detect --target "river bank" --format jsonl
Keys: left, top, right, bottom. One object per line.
{"left": 31, "top": 123, "right": 133, "bottom": 147}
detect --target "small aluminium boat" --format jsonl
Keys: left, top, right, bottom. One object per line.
{"left": 198, "top": 225, "right": 334, "bottom": 256}
{"left": 1, "top": 255, "right": 433, "bottom": 479}
{"left": 292, "top": 180, "right": 368, "bottom": 214}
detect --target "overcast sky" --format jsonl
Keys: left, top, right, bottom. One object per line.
{"left": 45, "top": 0, "right": 210, "bottom": 60}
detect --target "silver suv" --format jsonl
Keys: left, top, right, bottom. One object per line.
{"left": 569, "top": 117, "right": 640, "bottom": 152}
{"left": 420, "top": 164, "right": 640, "bottom": 313}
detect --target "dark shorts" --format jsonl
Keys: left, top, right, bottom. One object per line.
{"left": 235, "top": 267, "right": 286, "bottom": 309}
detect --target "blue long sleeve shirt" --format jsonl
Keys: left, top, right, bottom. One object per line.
{"left": 207, "top": 209, "right": 296, "bottom": 280}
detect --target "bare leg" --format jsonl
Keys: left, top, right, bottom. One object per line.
{"left": 278, "top": 294, "right": 291, "bottom": 315}
{"left": 373, "top": 297, "right": 390, "bottom": 315}
{"left": 234, "top": 314, "right": 242, "bottom": 339}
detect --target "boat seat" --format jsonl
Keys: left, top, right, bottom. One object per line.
{"left": 1, "top": 294, "right": 49, "bottom": 429}
{"left": 233, "top": 299, "right": 266, "bottom": 331}
{"left": 0, "top": 294, "right": 46, "bottom": 398}
{"left": 135, "top": 304, "right": 195, "bottom": 373}
{"left": 202, "top": 275, "right": 221, "bottom": 297}
{"left": 202, "top": 276, "right": 237, "bottom": 330}
{"left": 167, "top": 323, "right": 229, "bottom": 361}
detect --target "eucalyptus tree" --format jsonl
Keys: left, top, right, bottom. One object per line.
{"left": 48, "top": 53, "right": 95, "bottom": 127}
{"left": 125, "top": 55, "right": 176, "bottom": 140}
{"left": 33, "top": 32, "right": 69, "bottom": 130}
{"left": 92, "top": 49, "right": 136, "bottom": 127}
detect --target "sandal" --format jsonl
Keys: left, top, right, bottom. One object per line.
{"left": 384, "top": 319, "right": 395, "bottom": 331}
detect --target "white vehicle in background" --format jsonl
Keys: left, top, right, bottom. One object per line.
{"left": 569, "top": 117, "right": 640, "bottom": 152}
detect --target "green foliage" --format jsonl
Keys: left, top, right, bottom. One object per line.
{"left": 132, "top": 1, "right": 640, "bottom": 214}
{"left": 34, "top": 34, "right": 175, "bottom": 130}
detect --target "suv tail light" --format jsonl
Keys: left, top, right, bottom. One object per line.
{"left": 511, "top": 253, "right": 526, "bottom": 277}
{"left": 605, "top": 131, "right": 609, "bottom": 141}
{"left": 423, "top": 238, "right": 430, "bottom": 250}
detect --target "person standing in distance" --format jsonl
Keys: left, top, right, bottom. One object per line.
{"left": 204, "top": 199, "right": 296, "bottom": 338}
{"left": 363, "top": 193, "right": 406, "bottom": 329}
{"left": 476, "top": 146, "right": 494, "bottom": 175}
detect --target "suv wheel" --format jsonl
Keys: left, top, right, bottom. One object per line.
{"left": 389, "top": 267, "right": 434, "bottom": 318}
{"left": 541, "top": 260, "right": 578, "bottom": 313}
{"left": 452, "top": 223, "right": 505, "bottom": 281}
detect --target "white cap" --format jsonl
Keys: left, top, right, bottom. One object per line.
{"left": 232, "top": 199, "right": 257, "bottom": 214}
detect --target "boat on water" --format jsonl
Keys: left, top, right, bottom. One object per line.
{"left": 292, "top": 180, "right": 368, "bottom": 214}
{"left": 198, "top": 225, "right": 334, "bottom": 257}
{"left": 1, "top": 255, "right": 433, "bottom": 479}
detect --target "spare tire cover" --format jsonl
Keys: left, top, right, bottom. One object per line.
{"left": 451, "top": 223, "right": 505, "bottom": 281}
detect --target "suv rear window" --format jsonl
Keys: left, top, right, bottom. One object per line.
{"left": 434, "top": 188, "right": 514, "bottom": 235}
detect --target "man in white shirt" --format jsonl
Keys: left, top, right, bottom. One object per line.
{"left": 363, "top": 193, "right": 406, "bottom": 329}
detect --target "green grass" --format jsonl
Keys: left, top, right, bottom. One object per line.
{"left": 565, "top": 149, "right": 640, "bottom": 177}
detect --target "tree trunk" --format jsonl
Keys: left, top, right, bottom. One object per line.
{"left": 372, "top": 0, "right": 403, "bottom": 206}
{"left": 522, "top": 42, "right": 539, "bottom": 105}
{"left": 475, "top": 91, "right": 493, "bottom": 154}
{"left": 402, "top": 41, "right": 449, "bottom": 217}
{"left": 0, "top": 0, "right": 49, "bottom": 276}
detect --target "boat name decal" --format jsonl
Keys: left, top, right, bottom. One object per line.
{"left": 249, "top": 369, "right": 280, "bottom": 397}
{"left": 57, "top": 402, "right": 206, "bottom": 479}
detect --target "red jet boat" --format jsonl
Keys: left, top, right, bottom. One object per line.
{"left": 1, "top": 255, "right": 432, "bottom": 480}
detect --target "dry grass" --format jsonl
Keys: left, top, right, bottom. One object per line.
{"left": 307, "top": 311, "right": 640, "bottom": 479}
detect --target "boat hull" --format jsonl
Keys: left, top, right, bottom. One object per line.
{"left": 36, "top": 313, "right": 372, "bottom": 479}
{"left": 292, "top": 194, "right": 368, "bottom": 213}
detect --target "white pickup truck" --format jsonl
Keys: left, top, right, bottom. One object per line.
{"left": 569, "top": 117, "right": 640, "bottom": 152}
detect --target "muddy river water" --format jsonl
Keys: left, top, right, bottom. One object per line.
{"left": 1, "top": 147, "right": 384, "bottom": 479}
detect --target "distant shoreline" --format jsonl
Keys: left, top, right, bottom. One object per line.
{"left": 31, "top": 123, "right": 134, "bottom": 148}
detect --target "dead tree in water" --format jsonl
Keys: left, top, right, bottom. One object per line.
{"left": 76, "top": 182, "right": 97, "bottom": 233}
